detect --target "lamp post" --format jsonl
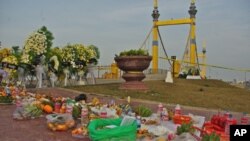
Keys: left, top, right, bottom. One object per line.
{"left": 171, "top": 56, "right": 176, "bottom": 78}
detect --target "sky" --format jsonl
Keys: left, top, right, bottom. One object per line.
{"left": 0, "top": 0, "right": 250, "bottom": 81}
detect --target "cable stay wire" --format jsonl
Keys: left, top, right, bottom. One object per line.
{"left": 179, "top": 25, "right": 201, "bottom": 72}
{"left": 180, "top": 26, "right": 191, "bottom": 69}
{"left": 139, "top": 26, "right": 153, "bottom": 50}
{"left": 160, "top": 56, "right": 250, "bottom": 72}
{"left": 157, "top": 27, "right": 172, "bottom": 67}
{"left": 194, "top": 39, "right": 201, "bottom": 71}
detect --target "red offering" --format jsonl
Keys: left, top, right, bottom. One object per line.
{"left": 173, "top": 115, "right": 191, "bottom": 124}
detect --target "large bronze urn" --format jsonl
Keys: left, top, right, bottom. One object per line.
{"left": 114, "top": 56, "right": 152, "bottom": 90}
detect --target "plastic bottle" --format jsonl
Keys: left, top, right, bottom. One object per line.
{"left": 54, "top": 102, "right": 61, "bottom": 113}
{"left": 157, "top": 103, "right": 163, "bottom": 116}
{"left": 100, "top": 105, "right": 107, "bottom": 118}
{"left": 66, "top": 99, "right": 74, "bottom": 114}
{"left": 15, "top": 96, "right": 22, "bottom": 107}
{"left": 109, "top": 99, "right": 115, "bottom": 107}
{"left": 136, "top": 116, "right": 141, "bottom": 129}
{"left": 240, "top": 112, "right": 249, "bottom": 125}
{"left": 224, "top": 110, "right": 230, "bottom": 118}
{"left": 81, "top": 105, "right": 89, "bottom": 126}
{"left": 174, "top": 104, "right": 181, "bottom": 115}
{"left": 161, "top": 108, "right": 169, "bottom": 121}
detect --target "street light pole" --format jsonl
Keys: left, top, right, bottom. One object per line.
{"left": 171, "top": 56, "right": 176, "bottom": 78}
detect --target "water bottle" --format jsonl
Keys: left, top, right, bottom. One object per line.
{"left": 240, "top": 112, "right": 249, "bottom": 125}
{"left": 15, "top": 96, "right": 22, "bottom": 107}
{"left": 100, "top": 105, "right": 107, "bottom": 118}
{"left": 224, "top": 110, "right": 230, "bottom": 118}
{"left": 81, "top": 105, "right": 89, "bottom": 126}
{"left": 109, "top": 99, "right": 115, "bottom": 107}
{"left": 175, "top": 104, "right": 181, "bottom": 115}
{"left": 157, "top": 103, "right": 163, "bottom": 116}
{"left": 161, "top": 108, "right": 169, "bottom": 121}
{"left": 54, "top": 102, "right": 61, "bottom": 113}
{"left": 66, "top": 99, "right": 74, "bottom": 114}
{"left": 136, "top": 116, "right": 141, "bottom": 129}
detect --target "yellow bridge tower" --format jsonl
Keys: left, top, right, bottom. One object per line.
{"left": 151, "top": 0, "right": 198, "bottom": 74}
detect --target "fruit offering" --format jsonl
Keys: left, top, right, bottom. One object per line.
{"left": 71, "top": 126, "right": 88, "bottom": 138}
{"left": 173, "top": 115, "right": 191, "bottom": 124}
{"left": 0, "top": 96, "right": 13, "bottom": 104}
{"left": 46, "top": 114, "right": 75, "bottom": 131}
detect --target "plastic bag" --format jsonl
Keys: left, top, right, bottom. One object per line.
{"left": 46, "top": 113, "right": 75, "bottom": 131}
{"left": 88, "top": 118, "right": 137, "bottom": 141}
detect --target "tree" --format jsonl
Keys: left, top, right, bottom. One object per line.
{"left": 37, "top": 26, "right": 54, "bottom": 62}
{"left": 37, "top": 26, "right": 54, "bottom": 49}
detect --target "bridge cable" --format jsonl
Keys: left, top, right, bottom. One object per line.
{"left": 157, "top": 27, "right": 172, "bottom": 66}
{"left": 139, "top": 26, "right": 153, "bottom": 49}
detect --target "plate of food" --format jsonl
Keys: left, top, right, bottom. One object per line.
{"left": 148, "top": 126, "right": 170, "bottom": 136}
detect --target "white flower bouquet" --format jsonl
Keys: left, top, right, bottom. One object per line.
{"left": 23, "top": 32, "right": 47, "bottom": 55}
{"left": 61, "top": 44, "right": 97, "bottom": 69}
{"left": 21, "top": 31, "right": 47, "bottom": 64}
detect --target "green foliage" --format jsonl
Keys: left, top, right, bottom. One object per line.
{"left": 176, "top": 122, "right": 195, "bottom": 135}
{"left": 37, "top": 26, "right": 54, "bottom": 63}
{"left": 37, "top": 26, "right": 54, "bottom": 49}
{"left": 134, "top": 105, "right": 152, "bottom": 117}
{"left": 86, "top": 45, "right": 100, "bottom": 65}
{"left": 88, "top": 45, "right": 100, "bottom": 59}
{"left": 118, "top": 49, "right": 149, "bottom": 57}
{"left": 12, "top": 46, "right": 21, "bottom": 62}
{"left": 202, "top": 132, "right": 220, "bottom": 141}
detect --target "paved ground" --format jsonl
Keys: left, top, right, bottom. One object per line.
{"left": 0, "top": 87, "right": 248, "bottom": 141}
{"left": 0, "top": 88, "right": 89, "bottom": 141}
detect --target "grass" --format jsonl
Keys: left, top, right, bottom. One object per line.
{"left": 66, "top": 79, "right": 250, "bottom": 113}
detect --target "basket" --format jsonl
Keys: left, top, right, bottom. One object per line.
{"left": 173, "top": 115, "right": 191, "bottom": 124}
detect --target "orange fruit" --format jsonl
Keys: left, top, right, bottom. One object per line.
{"left": 56, "top": 124, "right": 67, "bottom": 131}
{"left": 43, "top": 105, "right": 53, "bottom": 113}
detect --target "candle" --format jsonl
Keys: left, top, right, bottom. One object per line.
{"left": 127, "top": 96, "right": 130, "bottom": 103}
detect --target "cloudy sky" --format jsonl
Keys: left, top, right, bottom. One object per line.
{"left": 0, "top": 0, "right": 249, "bottom": 81}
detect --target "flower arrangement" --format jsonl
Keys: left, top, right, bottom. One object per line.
{"left": 23, "top": 32, "right": 47, "bottom": 55}
{"left": 2, "top": 55, "right": 18, "bottom": 65}
{"left": 1, "top": 26, "right": 100, "bottom": 86}
{"left": 61, "top": 44, "right": 98, "bottom": 68}
{"left": 61, "top": 45, "right": 75, "bottom": 64}
{"left": 0, "top": 48, "right": 12, "bottom": 62}
{"left": 21, "top": 31, "right": 47, "bottom": 64}
{"left": 1, "top": 55, "right": 18, "bottom": 79}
